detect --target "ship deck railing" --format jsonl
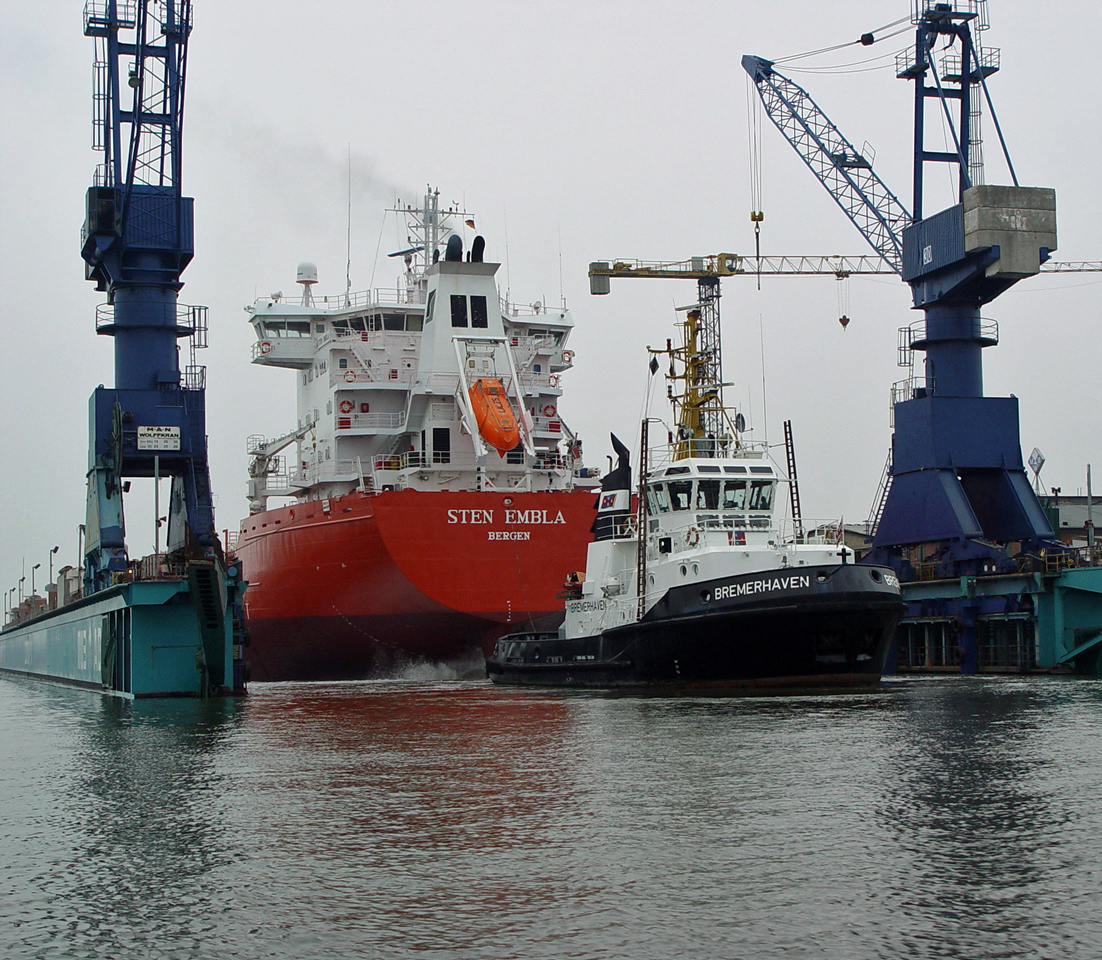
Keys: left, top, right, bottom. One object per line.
{"left": 645, "top": 439, "right": 771, "bottom": 471}
{"left": 333, "top": 411, "right": 406, "bottom": 432}
{"left": 2, "top": 553, "right": 191, "bottom": 629}
{"left": 253, "top": 286, "right": 419, "bottom": 312}
{"left": 637, "top": 514, "right": 845, "bottom": 552}
{"left": 248, "top": 289, "right": 567, "bottom": 316}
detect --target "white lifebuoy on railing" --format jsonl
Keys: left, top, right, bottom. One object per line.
{"left": 259, "top": 341, "right": 272, "bottom": 355}
{"left": 344, "top": 370, "right": 356, "bottom": 383}
{"left": 339, "top": 400, "right": 354, "bottom": 414}
{"left": 548, "top": 375, "right": 559, "bottom": 388}
{"left": 543, "top": 404, "right": 557, "bottom": 418}
{"left": 686, "top": 526, "right": 700, "bottom": 547}
{"left": 562, "top": 349, "right": 575, "bottom": 364}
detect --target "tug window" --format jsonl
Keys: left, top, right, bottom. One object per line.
{"left": 723, "top": 480, "right": 748, "bottom": 510}
{"left": 696, "top": 480, "right": 720, "bottom": 510}
{"left": 651, "top": 483, "right": 672, "bottom": 514}
{"left": 747, "top": 480, "right": 775, "bottom": 511}
{"left": 450, "top": 295, "right": 468, "bottom": 327}
{"left": 668, "top": 480, "right": 693, "bottom": 511}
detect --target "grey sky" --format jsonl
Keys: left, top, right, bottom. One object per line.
{"left": 2, "top": 0, "right": 1099, "bottom": 596}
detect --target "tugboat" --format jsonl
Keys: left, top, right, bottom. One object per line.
{"left": 486, "top": 302, "right": 904, "bottom": 688}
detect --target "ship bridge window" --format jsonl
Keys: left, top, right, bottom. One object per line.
{"left": 260, "top": 320, "right": 311, "bottom": 338}
{"left": 666, "top": 466, "right": 690, "bottom": 476}
{"left": 407, "top": 314, "right": 423, "bottom": 332}
{"left": 724, "top": 465, "right": 747, "bottom": 474}
{"left": 426, "top": 291, "right": 436, "bottom": 323}
{"left": 450, "top": 295, "right": 469, "bottom": 327}
{"left": 747, "top": 480, "right": 775, "bottom": 511}
{"left": 698, "top": 465, "right": 721, "bottom": 473}
{"left": 648, "top": 483, "right": 672, "bottom": 514}
{"left": 668, "top": 479, "right": 693, "bottom": 511}
{"left": 471, "top": 295, "right": 489, "bottom": 328}
{"left": 750, "top": 466, "right": 773, "bottom": 475}
{"left": 696, "top": 479, "right": 720, "bottom": 510}
{"left": 723, "top": 480, "right": 748, "bottom": 510}
{"left": 379, "top": 313, "right": 406, "bottom": 331}
{"left": 314, "top": 323, "right": 325, "bottom": 334}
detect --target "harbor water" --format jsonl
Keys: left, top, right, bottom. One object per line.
{"left": 3, "top": 673, "right": 1102, "bottom": 959}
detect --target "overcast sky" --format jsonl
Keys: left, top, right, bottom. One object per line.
{"left": 2, "top": 1, "right": 1100, "bottom": 597}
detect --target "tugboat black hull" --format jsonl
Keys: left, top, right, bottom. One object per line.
{"left": 486, "top": 564, "right": 904, "bottom": 689}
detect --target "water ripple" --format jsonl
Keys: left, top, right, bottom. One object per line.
{"left": 3, "top": 675, "right": 1102, "bottom": 958}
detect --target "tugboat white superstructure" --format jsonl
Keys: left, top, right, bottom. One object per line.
{"left": 487, "top": 302, "right": 904, "bottom": 688}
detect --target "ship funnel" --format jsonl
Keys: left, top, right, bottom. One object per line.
{"left": 471, "top": 235, "right": 486, "bottom": 263}
{"left": 445, "top": 235, "right": 463, "bottom": 262}
{"left": 592, "top": 433, "right": 633, "bottom": 541}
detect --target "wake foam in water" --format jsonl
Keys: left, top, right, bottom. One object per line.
{"left": 395, "top": 649, "right": 487, "bottom": 683}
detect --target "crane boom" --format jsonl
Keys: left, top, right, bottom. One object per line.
{"left": 590, "top": 255, "right": 1098, "bottom": 289}
{"left": 742, "top": 55, "right": 912, "bottom": 275}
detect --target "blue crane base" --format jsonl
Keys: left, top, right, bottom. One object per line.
{"left": 872, "top": 394, "right": 1052, "bottom": 550}
{"left": 886, "top": 566, "right": 1102, "bottom": 677}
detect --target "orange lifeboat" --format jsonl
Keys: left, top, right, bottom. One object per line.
{"left": 468, "top": 378, "right": 520, "bottom": 456}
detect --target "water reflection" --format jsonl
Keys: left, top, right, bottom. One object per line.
{"left": 226, "top": 682, "right": 585, "bottom": 956}
{"left": 4, "top": 674, "right": 1102, "bottom": 960}
{"left": 6, "top": 687, "right": 243, "bottom": 959}
{"left": 878, "top": 678, "right": 1094, "bottom": 958}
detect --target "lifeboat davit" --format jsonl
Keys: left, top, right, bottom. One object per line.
{"left": 468, "top": 378, "right": 520, "bottom": 456}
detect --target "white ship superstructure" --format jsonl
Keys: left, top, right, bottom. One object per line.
{"left": 244, "top": 188, "right": 592, "bottom": 513}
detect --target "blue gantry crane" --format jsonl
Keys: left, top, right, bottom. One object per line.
{"left": 1, "top": 1, "right": 244, "bottom": 695}
{"left": 75, "top": 0, "right": 243, "bottom": 694}
{"left": 745, "top": 3, "right": 1102, "bottom": 674}
{"left": 81, "top": 0, "right": 218, "bottom": 588}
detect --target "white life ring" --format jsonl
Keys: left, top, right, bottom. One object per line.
{"left": 548, "top": 375, "right": 559, "bottom": 388}
{"left": 344, "top": 370, "right": 356, "bottom": 383}
{"left": 339, "top": 400, "right": 354, "bottom": 414}
{"left": 686, "top": 526, "right": 700, "bottom": 547}
{"left": 543, "top": 404, "right": 557, "bottom": 417}
{"left": 562, "top": 349, "right": 575, "bottom": 364}
{"left": 259, "top": 340, "right": 272, "bottom": 355}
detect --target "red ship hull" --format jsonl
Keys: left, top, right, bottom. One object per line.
{"left": 235, "top": 488, "right": 595, "bottom": 681}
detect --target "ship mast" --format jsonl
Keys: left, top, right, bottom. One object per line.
{"left": 387, "top": 187, "right": 474, "bottom": 304}
{"left": 650, "top": 292, "right": 739, "bottom": 462}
